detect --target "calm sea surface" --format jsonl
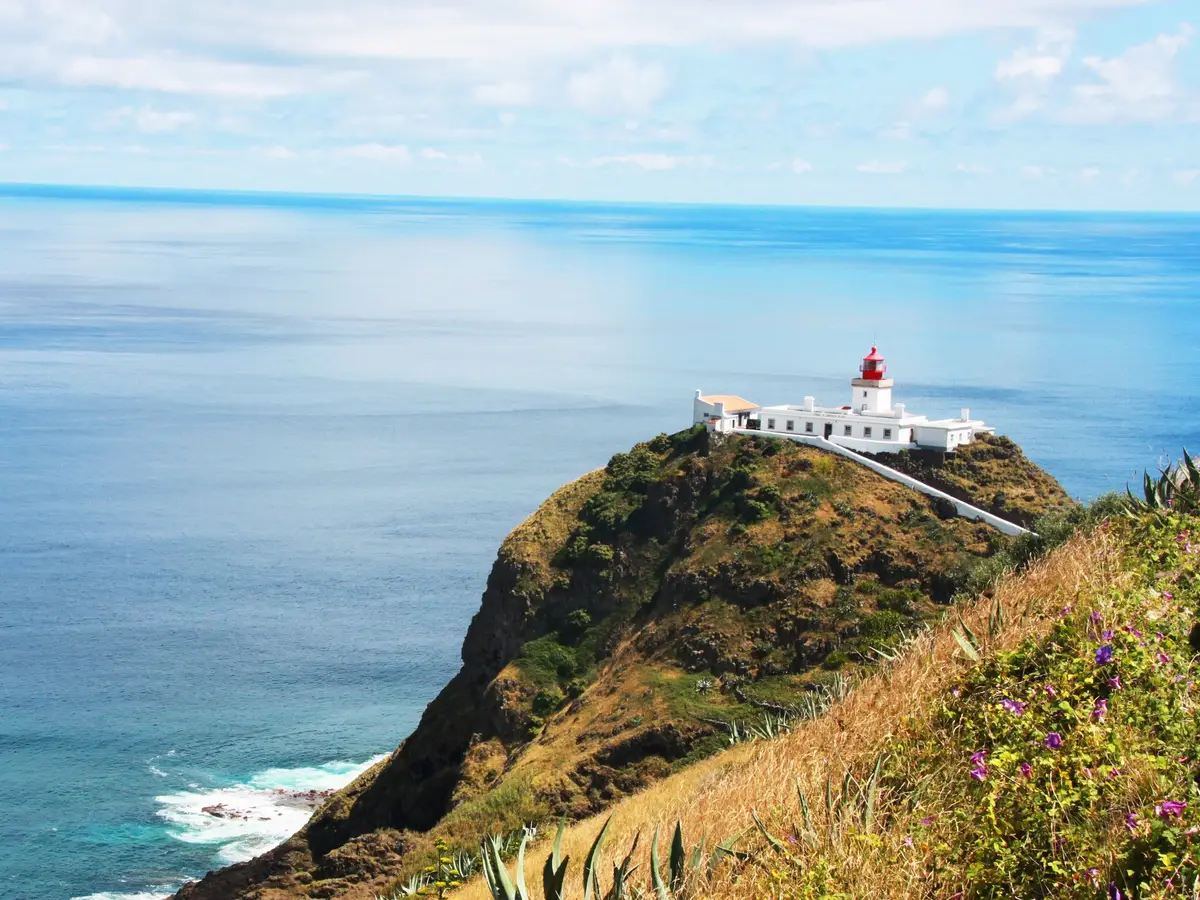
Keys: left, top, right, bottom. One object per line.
{"left": 1, "top": 186, "right": 1198, "bottom": 900}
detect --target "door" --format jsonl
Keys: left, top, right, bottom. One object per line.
{"left": 824, "top": 423, "right": 833, "bottom": 438}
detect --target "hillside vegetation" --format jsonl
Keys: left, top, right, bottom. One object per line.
{"left": 175, "top": 428, "right": 1073, "bottom": 900}
{"left": 449, "top": 500, "right": 1200, "bottom": 900}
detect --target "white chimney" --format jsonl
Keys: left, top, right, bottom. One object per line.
{"left": 695, "top": 389, "right": 703, "bottom": 399}
{"left": 894, "top": 403, "right": 905, "bottom": 418}
{"left": 803, "top": 396, "right": 815, "bottom": 411}
{"left": 961, "top": 408, "right": 970, "bottom": 421}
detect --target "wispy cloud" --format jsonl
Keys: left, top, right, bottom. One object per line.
{"left": 568, "top": 153, "right": 716, "bottom": 171}
{"left": 1066, "top": 24, "right": 1195, "bottom": 123}
{"left": 567, "top": 57, "right": 668, "bottom": 117}
{"left": 339, "top": 143, "right": 411, "bottom": 163}
{"left": 857, "top": 159, "right": 908, "bottom": 174}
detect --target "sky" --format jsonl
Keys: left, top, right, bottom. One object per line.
{"left": 0, "top": 0, "right": 1198, "bottom": 209}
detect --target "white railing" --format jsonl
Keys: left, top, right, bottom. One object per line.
{"left": 731, "top": 429, "right": 1031, "bottom": 536}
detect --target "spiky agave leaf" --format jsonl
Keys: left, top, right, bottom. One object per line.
{"left": 582, "top": 816, "right": 612, "bottom": 900}
{"left": 669, "top": 821, "right": 686, "bottom": 895}
{"left": 542, "top": 820, "right": 570, "bottom": 900}
{"left": 861, "top": 755, "right": 885, "bottom": 831}
{"left": 482, "top": 834, "right": 524, "bottom": 900}
{"left": 751, "top": 810, "right": 789, "bottom": 856}
{"left": 650, "top": 824, "right": 670, "bottom": 900}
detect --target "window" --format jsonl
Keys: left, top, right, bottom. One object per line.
{"left": 844, "top": 425, "right": 853, "bottom": 436}
{"left": 863, "top": 427, "right": 873, "bottom": 438}
{"left": 767, "top": 418, "right": 776, "bottom": 430}
{"left": 786, "top": 420, "right": 795, "bottom": 432}
{"left": 863, "top": 391, "right": 868, "bottom": 397}
{"left": 805, "top": 422, "right": 814, "bottom": 433}
{"left": 883, "top": 428, "right": 893, "bottom": 440}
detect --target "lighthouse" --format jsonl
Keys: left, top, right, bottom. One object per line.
{"left": 851, "top": 346, "right": 894, "bottom": 414}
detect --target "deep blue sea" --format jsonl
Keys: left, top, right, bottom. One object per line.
{"left": 1, "top": 185, "right": 1198, "bottom": 900}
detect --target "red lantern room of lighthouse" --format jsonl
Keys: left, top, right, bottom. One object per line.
{"left": 850, "top": 346, "right": 895, "bottom": 414}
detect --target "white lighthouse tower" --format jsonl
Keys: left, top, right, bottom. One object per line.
{"left": 850, "top": 346, "right": 893, "bottom": 414}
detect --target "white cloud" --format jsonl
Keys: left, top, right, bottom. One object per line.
{"left": 791, "top": 158, "right": 813, "bottom": 174}
{"left": 576, "top": 153, "right": 715, "bottom": 171}
{"left": 1020, "top": 164, "right": 1054, "bottom": 178}
{"left": 420, "top": 146, "right": 482, "bottom": 165}
{"left": 921, "top": 87, "right": 950, "bottom": 110}
{"left": 956, "top": 162, "right": 992, "bottom": 175}
{"left": 1079, "top": 165, "right": 1102, "bottom": 180}
{"left": 994, "top": 28, "right": 1075, "bottom": 119}
{"left": 857, "top": 159, "right": 907, "bottom": 174}
{"left": 340, "top": 143, "right": 411, "bottom": 163}
{"left": 567, "top": 57, "right": 667, "bottom": 117}
{"left": 881, "top": 121, "right": 913, "bottom": 139}
{"left": 114, "top": 106, "right": 194, "bottom": 132}
{"left": 261, "top": 145, "right": 297, "bottom": 160}
{"left": 473, "top": 81, "right": 533, "bottom": 106}
{"left": 1174, "top": 169, "right": 1200, "bottom": 186}
{"left": 1066, "top": 24, "right": 1194, "bottom": 123}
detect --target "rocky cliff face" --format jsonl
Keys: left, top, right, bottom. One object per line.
{"left": 174, "top": 430, "right": 1070, "bottom": 900}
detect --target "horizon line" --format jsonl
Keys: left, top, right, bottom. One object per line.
{"left": 0, "top": 180, "right": 1197, "bottom": 217}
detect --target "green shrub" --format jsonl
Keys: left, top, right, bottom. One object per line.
{"left": 822, "top": 649, "right": 850, "bottom": 670}
{"left": 565, "top": 609, "right": 592, "bottom": 631}
{"left": 515, "top": 635, "right": 580, "bottom": 688}
{"left": 584, "top": 543, "right": 614, "bottom": 567}
{"left": 531, "top": 687, "right": 566, "bottom": 718}
{"left": 738, "top": 498, "right": 772, "bottom": 524}
{"left": 859, "top": 610, "right": 903, "bottom": 640}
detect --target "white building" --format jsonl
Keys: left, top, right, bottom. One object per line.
{"left": 693, "top": 346, "right": 993, "bottom": 453}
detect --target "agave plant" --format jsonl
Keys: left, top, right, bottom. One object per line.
{"left": 1128, "top": 450, "right": 1200, "bottom": 516}
{"left": 480, "top": 817, "right": 743, "bottom": 900}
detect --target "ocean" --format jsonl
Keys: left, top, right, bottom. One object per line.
{"left": 1, "top": 185, "right": 1198, "bottom": 900}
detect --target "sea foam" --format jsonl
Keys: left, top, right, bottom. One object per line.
{"left": 155, "top": 755, "right": 387, "bottom": 864}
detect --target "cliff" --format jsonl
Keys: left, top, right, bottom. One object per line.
{"left": 174, "top": 429, "right": 1071, "bottom": 900}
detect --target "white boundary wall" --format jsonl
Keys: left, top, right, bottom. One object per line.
{"left": 731, "top": 428, "right": 1031, "bottom": 537}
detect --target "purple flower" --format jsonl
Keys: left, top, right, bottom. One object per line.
{"left": 1019, "top": 762, "right": 1033, "bottom": 777}
{"left": 1093, "top": 698, "right": 1108, "bottom": 719}
{"left": 1109, "top": 884, "right": 1123, "bottom": 900}
{"left": 1124, "top": 625, "right": 1144, "bottom": 639}
{"left": 1101, "top": 629, "right": 1114, "bottom": 641}
{"left": 1108, "top": 767, "right": 1121, "bottom": 779}
{"left": 951, "top": 687, "right": 961, "bottom": 698}
{"left": 1108, "top": 675, "right": 1123, "bottom": 690}
{"left": 1096, "top": 645, "right": 1114, "bottom": 665}
{"left": 1087, "top": 868, "right": 1101, "bottom": 887}
{"left": 1045, "top": 732, "right": 1063, "bottom": 749}
{"left": 903, "top": 835, "right": 914, "bottom": 847}
{"left": 1060, "top": 604, "right": 1074, "bottom": 617}
{"left": 1156, "top": 800, "right": 1187, "bottom": 819}
{"left": 1083, "top": 767, "right": 1094, "bottom": 779}
{"left": 1179, "top": 532, "right": 1189, "bottom": 542}
{"left": 970, "top": 750, "right": 986, "bottom": 766}
{"left": 1158, "top": 651, "right": 1172, "bottom": 665}
{"left": 1156, "top": 631, "right": 1166, "bottom": 642}
{"left": 970, "top": 766, "right": 987, "bottom": 781}
{"left": 1090, "top": 610, "right": 1103, "bottom": 623}
{"left": 920, "top": 815, "right": 936, "bottom": 826}
{"left": 1000, "top": 698, "right": 1027, "bottom": 716}
{"left": 1044, "top": 684, "right": 1057, "bottom": 697}
{"left": 1164, "top": 591, "right": 1175, "bottom": 600}
{"left": 1125, "top": 811, "right": 1139, "bottom": 831}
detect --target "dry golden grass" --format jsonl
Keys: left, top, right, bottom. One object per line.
{"left": 499, "top": 469, "right": 605, "bottom": 591}
{"left": 455, "top": 527, "right": 1126, "bottom": 900}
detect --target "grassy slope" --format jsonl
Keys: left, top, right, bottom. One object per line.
{"left": 174, "top": 428, "right": 1072, "bottom": 900}
{"left": 453, "top": 512, "right": 1200, "bottom": 900}
{"left": 405, "top": 431, "right": 1070, "bottom": 855}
